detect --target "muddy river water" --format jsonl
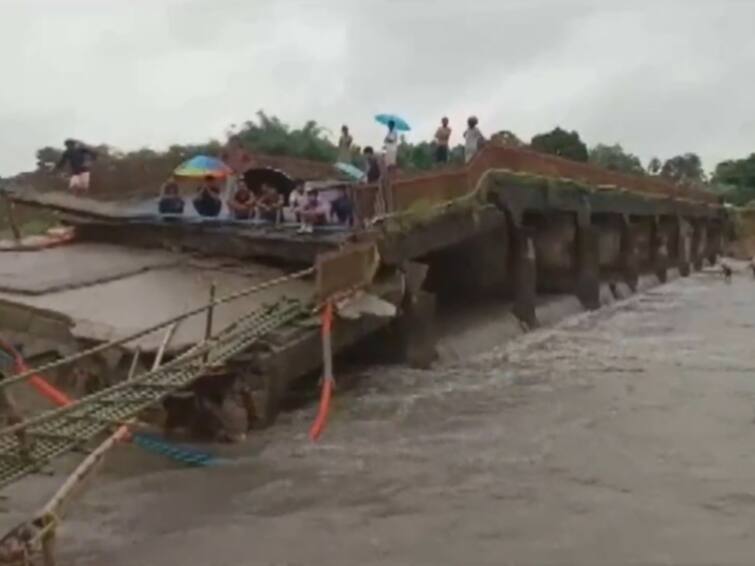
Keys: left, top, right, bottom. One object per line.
{"left": 8, "top": 268, "right": 755, "bottom": 565}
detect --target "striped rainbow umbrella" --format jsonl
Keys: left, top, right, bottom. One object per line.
{"left": 173, "top": 155, "right": 231, "bottom": 179}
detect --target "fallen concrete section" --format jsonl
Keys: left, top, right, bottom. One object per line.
{"left": 0, "top": 244, "right": 178, "bottom": 295}
{"left": 0, "top": 244, "right": 313, "bottom": 353}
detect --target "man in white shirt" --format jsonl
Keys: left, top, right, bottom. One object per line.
{"left": 463, "top": 116, "right": 484, "bottom": 163}
{"left": 383, "top": 120, "right": 399, "bottom": 168}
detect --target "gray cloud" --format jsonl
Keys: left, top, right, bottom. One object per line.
{"left": 0, "top": 0, "right": 753, "bottom": 176}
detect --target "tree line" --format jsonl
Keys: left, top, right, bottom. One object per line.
{"left": 27, "top": 111, "right": 755, "bottom": 206}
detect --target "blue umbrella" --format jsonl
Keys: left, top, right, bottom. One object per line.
{"left": 335, "top": 161, "right": 365, "bottom": 181}
{"left": 375, "top": 114, "right": 411, "bottom": 132}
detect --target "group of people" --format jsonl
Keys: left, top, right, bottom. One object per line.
{"left": 336, "top": 115, "right": 486, "bottom": 183}
{"left": 56, "top": 115, "right": 487, "bottom": 231}
{"left": 158, "top": 175, "right": 350, "bottom": 234}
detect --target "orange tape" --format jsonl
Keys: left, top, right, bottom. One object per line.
{"left": 308, "top": 377, "right": 332, "bottom": 442}
{"left": 308, "top": 302, "right": 335, "bottom": 441}
{"left": 321, "top": 302, "right": 333, "bottom": 335}
{"left": 0, "top": 338, "right": 72, "bottom": 407}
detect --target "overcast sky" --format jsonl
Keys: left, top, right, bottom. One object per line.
{"left": 1, "top": 0, "right": 753, "bottom": 176}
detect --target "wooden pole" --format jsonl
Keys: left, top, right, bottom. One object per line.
{"left": 152, "top": 322, "right": 177, "bottom": 371}
{"left": 204, "top": 283, "right": 216, "bottom": 363}
{"left": 126, "top": 348, "right": 141, "bottom": 381}
{"left": 0, "top": 365, "right": 33, "bottom": 460}
{"left": 2, "top": 193, "right": 21, "bottom": 243}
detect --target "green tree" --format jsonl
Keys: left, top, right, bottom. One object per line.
{"left": 712, "top": 154, "right": 755, "bottom": 205}
{"left": 647, "top": 157, "right": 662, "bottom": 175}
{"left": 234, "top": 111, "right": 337, "bottom": 162}
{"left": 588, "top": 144, "right": 645, "bottom": 175}
{"left": 660, "top": 153, "right": 706, "bottom": 185}
{"left": 35, "top": 146, "right": 63, "bottom": 170}
{"left": 490, "top": 130, "right": 525, "bottom": 148}
{"left": 398, "top": 138, "right": 434, "bottom": 171}
{"left": 530, "top": 127, "right": 588, "bottom": 162}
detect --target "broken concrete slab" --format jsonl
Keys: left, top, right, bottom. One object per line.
{"left": 0, "top": 244, "right": 180, "bottom": 295}
{"left": 0, "top": 246, "right": 314, "bottom": 352}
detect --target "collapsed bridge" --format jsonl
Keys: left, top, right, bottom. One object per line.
{"left": 0, "top": 144, "right": 726, "bottom": 489}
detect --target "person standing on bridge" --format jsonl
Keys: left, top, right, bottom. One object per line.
{"left": 463, "top": 116, "right": 484, "bottom": 163}
{"left": 338, "top": 125, "right": 353, "bottom": 163}
{"left": 383, "top": 120, "right": 399, "bottom": 170}
{"left": 55, "top": 139, "right": 97, "bottom": 194}
{"left": 434, "top": 117, "right": 452, "bottom": 164}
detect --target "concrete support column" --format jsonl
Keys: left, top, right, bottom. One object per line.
{"left": 259, "top": 360, "right": 286, "bottom": 427}
{"left": 575, "top": 223, "right": 600, "bottom": 310}
{"left": 690, "top": 220, "right": 703, "bottom": 271}
{"left": 677, "top": 217, "right": 692, "bottom": 277}
{"left": 511, "top": 225, "right": 538, "bottom": 328}
{"left": 619, "top": 216, "right": 639, "bottom": 292}
{"left": 396, "top": 289, "right": 438, "bottom": 369}
{"left": 650, "top": 216, "right": 668, "bottom": 283}
{"left": 705, "top": 222, "right": 721, "bottom": 265}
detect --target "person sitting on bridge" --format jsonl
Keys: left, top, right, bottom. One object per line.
{"left": 288, "top": 181, "right": 306, "bottom": 222}
{"left": 256, "top": 184, "right": 283, "bottom": 223}
{"left": 193, "top": 176, "right": 223, "bottom": 218}
{"left": 296, "top": 186, "right": 329, "bottom": 234}
{"left": 227, "top": 179, "right": 255, "bottom": 220}
{"left": 158, "top": 177, "right": 185, "bottom": 215}
{"left": 329, "top": 187, "right": 353, "bottom": 226}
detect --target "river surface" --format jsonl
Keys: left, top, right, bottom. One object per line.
{"left": 12, "top": 267, "right": 755, "bottom": 565}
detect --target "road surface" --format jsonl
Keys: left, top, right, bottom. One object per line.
{"left": 27, "top": 269, "right": 755, "bottom": 564}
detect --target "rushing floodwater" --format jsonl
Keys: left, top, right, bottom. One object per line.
{"left": 7, "top": 266, "right": 755, "bottom": 565}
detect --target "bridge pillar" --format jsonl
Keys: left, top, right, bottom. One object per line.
{"left": 690, "top": 220, "right": 703, "bottom": 271}
{"left": 705, "top": 221, "right": 721, "bottom": 265}
{"left": 511, "top": 225, "right": 538, "bottom": 328}
{"left": 396, "top": 289, "right": 438, "bottom": 369}
{"left": 619, "top": 215, "right": 639, "bottom": 292}
{"left": 650, "top": 216, "right": 668, "bottom": 283}
{"left": 575, "top": 222, "right": 600, "bottom": 310}
{"left": 677, "top": 217, "right": 692, "bottom": 277}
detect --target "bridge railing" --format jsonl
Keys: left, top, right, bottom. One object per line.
{"left": 348, "top": 145, "right": 719, "bottom": 227}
